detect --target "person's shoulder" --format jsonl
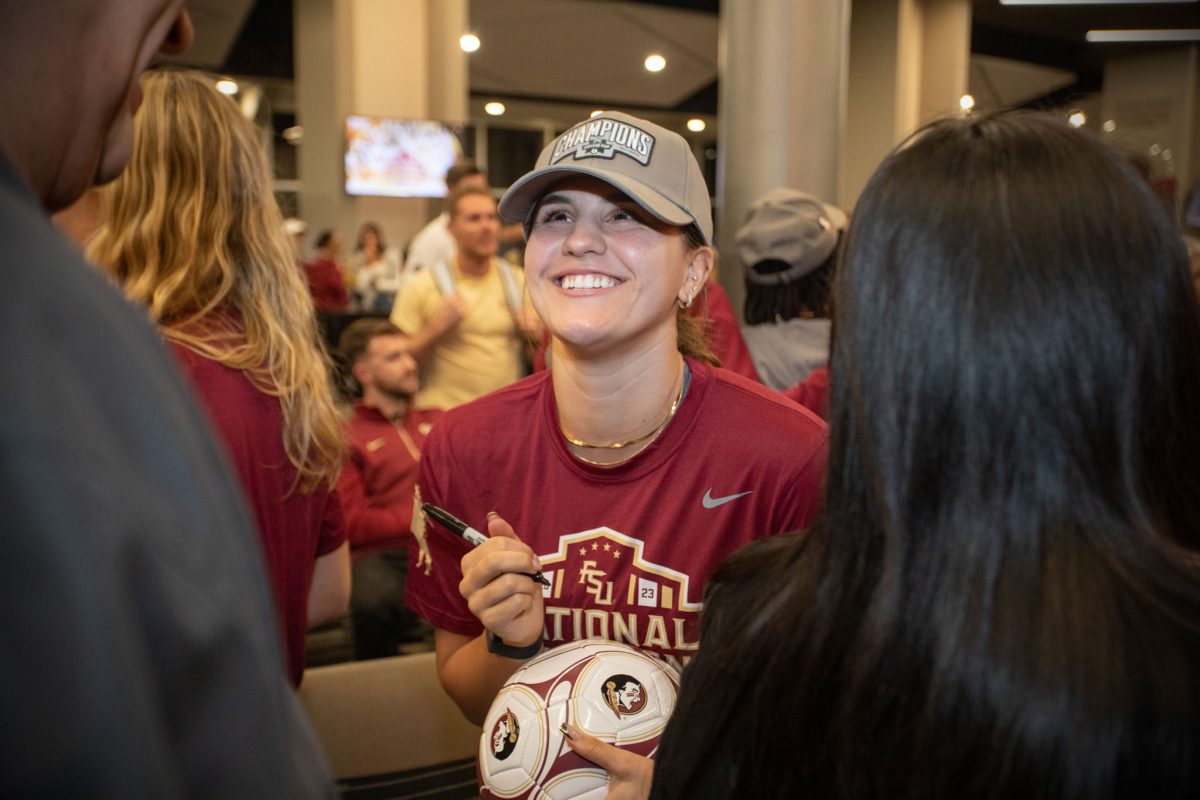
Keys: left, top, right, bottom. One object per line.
{"left": 699, "top": 362, "right": 828, "bottom": 438}
{"left": 411, "top": 406, "right": 446, "bottom": 427}
{"left": 401, "top": 267, "right": 439, "bottom": 293}
{"left": 408, "top": 214, "right": 452, "bottom": 249}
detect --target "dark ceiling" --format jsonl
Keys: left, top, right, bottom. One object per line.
{"left": 222, "top": 0, "right": 1200, "bottom": 112}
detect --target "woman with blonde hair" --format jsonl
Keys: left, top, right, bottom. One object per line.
{"left": 88, "top": 69, "right": 349, "bottom": 686}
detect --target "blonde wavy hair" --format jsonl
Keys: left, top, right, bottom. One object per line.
{"left": 88, "top": 69, "right": 343, "bottom": 492}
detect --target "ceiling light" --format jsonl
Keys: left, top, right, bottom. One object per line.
{"left": 484, "top": 101, "right": 506, "bottom": 116}
{"left": 1087, "top": 29, "right": 1200, "bottom": 42}
{"left": 1149, "top": 143, "right": 1162, "bottom": 155}
{"left": 216, "top": 78, "right": 239, "bottom": 95}
{"left": 1067, "top": 110, "right": 1087, "bottom": 127}
{"left": 590, "top": 110, "right": 605, "bottom": 118}
{"left": 959, "top": 94, "right": 975, "bottom": 111}
{"left": 460, "top": 33, "right": 481, "bottom": 52}
{"left": 644, "top": 53, "right": 666, "bottom": 72}
{"left": 686, "top": 118, "right": 706, "bottom": 133}
{"left": 1102, "top": 119, "right": 1117, "bottom": 133}
{"left": 1162, "top": 148, "right": 1173, "bottom": 161}
{"left": 282, "top": 125, "right": 304, "bottom": 144}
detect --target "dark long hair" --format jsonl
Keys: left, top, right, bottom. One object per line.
{"left": 742, "top": 247, "right": 839, "bottom": 324}
{"left": 653, "top": 112, "right": 1200, "bottom": 799}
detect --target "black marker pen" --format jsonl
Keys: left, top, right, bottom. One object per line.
{"left": 422, "top": 503, "right": 551, "bottom": 588}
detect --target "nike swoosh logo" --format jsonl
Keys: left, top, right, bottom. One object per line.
{"left": 702, "top": 489, "right": 753, "bottom": 509}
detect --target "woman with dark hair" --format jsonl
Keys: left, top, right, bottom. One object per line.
{"left": 649, "top": 111, "right": 1200, "bottom": 798}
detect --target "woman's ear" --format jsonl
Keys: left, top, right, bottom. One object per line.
{"left": 693, "top": 247, "right": 715, "bottom": 283}
{"left": 683, "top": 247, "right": 714, "bottom": 293}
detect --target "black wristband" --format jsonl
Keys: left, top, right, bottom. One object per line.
{"left": 485, "top": 630, "right": 543, "bottom": 660}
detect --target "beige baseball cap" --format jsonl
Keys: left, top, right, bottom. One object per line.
{"left": 499, "top": 111, "right": 713, "bottom": 244}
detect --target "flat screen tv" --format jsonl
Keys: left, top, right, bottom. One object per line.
{"left": 344, "top": 115, "right": 464, "bottom": 198}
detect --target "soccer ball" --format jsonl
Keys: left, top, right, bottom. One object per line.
{"left": 478, "top": 639, "right": 681, "bottom": 799}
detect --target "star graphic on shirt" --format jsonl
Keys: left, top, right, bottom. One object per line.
{"left": 603, "top": 542, "right": 611, "bottom": 551}
{"left": 579, "top": 548, "right": 587, "bottom": 557}
{"left": 612, "top": 549, "right": 621, "bottom": 559}
{"left": 591, "top": 542, "right": 599, "bottom": 550}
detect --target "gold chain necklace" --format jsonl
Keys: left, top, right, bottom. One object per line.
{"left": 559, "top": 363, "right": 687, "bottom": 454}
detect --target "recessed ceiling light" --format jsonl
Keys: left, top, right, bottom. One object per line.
{"left": 1102, "top": 119, "right": 1117, "bottom": 133}
{"left": 1068, "top": 110, "right": 1087, "bottom": 127}
{"left": 1087, "top": 29, "right": 1200, "bottom": 42}
{"left": 644, "top": 53, "right": 666, "bottom": 72}
{"left": 216, "top": 78, "right": 239, "bottom": 95}
{"left": 484, "top": 101, "right": 506, "bottom": 116}
{"left": 959, "top": 94, "right": 976, "bottom": 111}
{"left": 460, "top": 33, "right": 481, "bottom": 52}
{"left": 282, "top": 125, "right": 304, "bottom": 144}
{"left": 686, "top": 118, "right": 706, "bottom": 132}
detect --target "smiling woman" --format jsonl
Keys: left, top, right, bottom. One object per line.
{"left": 402, "top": 114, "right": 830, "bottom": 773}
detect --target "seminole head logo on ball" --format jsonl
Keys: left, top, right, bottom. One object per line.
{"left": 602, "top": 674, "right": 646, "bottom": 718}
{"left": 491, "top": 708, "right": 520, "bottom": 761}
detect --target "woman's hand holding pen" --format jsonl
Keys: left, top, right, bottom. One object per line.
{"left": 459, "top": 513, "right": 545, "bottom": 650}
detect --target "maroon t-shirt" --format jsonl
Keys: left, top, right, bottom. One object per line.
{"left": 170, "top": 342, "right": 346, "bottom": 686}
{"left": 304, "top": 257, "right": 348, "bottom": 312}
{"left": 406, "top": 359, "right": 827, "bottom": 672}
{"left": 339, "top": 403, "right": 444, "bottom": 557}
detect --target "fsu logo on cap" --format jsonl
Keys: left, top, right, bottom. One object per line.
{"left": 601, "top": 674, "right": 647, "bottom": 718}
{"left": 550, "top": 118, "right": 655, "bottom": 166}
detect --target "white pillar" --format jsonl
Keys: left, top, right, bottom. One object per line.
{"left": 294, "top": 0, "right": 468, "bottom": 248}
{"left": 840, "top": 0, "right": 971, "bottom": 207}
{"left": 717, "top": 0, "right": 851, "bottom": 321}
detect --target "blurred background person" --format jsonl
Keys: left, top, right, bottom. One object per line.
{"left": 89, "top": 69, "right": 351, "bottom": 688}
{"left": 337, "top": 319, "right": 442, "bottom": 659}
{"left": 651, "top": 112, "right": 1200, "bottom": 799}
{"left": 349, "top": 220, "right": 401, "bottom": 313}
{"left": 404, "top": 158, "right": 526, "bottom": 280}
{"left": 737, "top": 187, "right": 845, "bottom": 418}
{"left": 0, "top": 4, "right": 332, "bottom": 795}
{"left": 306, "top": 228, "right": 350, "bottom": 313}
{"left": 391, "top": 184, "right": 541, "bottom": 410}
{"left": 284, "top": 216, "right": 308, "bottom": 265}
{"left": 404, "top": 159, "right": 489, "bottom": 277}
